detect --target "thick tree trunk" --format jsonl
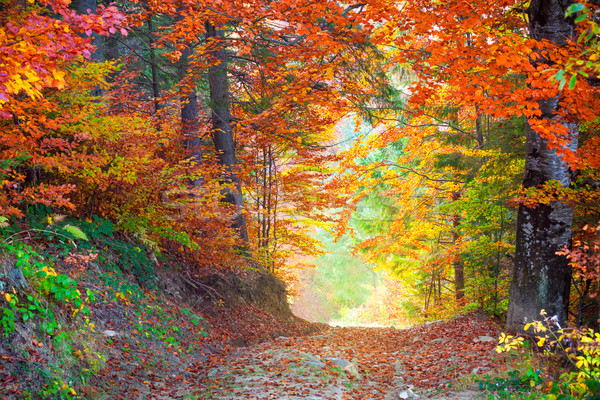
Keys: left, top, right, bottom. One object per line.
{"left": 206, "top": 21, "right": 249, "bottom": 243}
{"left": 178, "top": 45, "right": 202, "bottom": 189}
{"left": 506, "top": 0, "right": 577, "bottom": 332}
{"left": 174, "top": 4, "right": 202, "bottom": 189}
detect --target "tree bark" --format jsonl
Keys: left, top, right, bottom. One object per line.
{"left": 173, "top": 4, "right": 202, "bottom": 189}
{"left": 453, "top": 213, "right": 465, "bottom": 302}
{"left": 178, "top": 45, "right": 202, "bottom": 189}
{"left": 507, "top": 0, "right": 577, "bottom": 332}
{"left": 205, "top": 21, "right": 249, "bottom": 243}
{"left": 147, "top": 15, "right": 161, "bottom": 115}
{"left": 74, "top": 0, "right": 104, "bottom": 62}
{"left": 450, "top": 191, "right": 465, "bottom": 302}
{"left": 74, "top": 0, "right": 104, "bottom": 97}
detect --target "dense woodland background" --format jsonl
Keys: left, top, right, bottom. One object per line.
{"left": 2, "top": 0, "right": 600, "bottom": 348}
{"left": 3, "top": 0, "right": 600, "bottom": 398}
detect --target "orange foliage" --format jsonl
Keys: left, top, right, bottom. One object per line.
{"left": 2, "top": 0, "right": 599, "bottom": 315}
{"left": 0, "top": 0, "right": 384, "bottom": 273}
{"left": 334, "top": 0, "right": 600, "bottom": 316}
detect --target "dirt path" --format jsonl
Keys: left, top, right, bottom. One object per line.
{"left": 186, "top": 314, "right": 504, "bottom": 399}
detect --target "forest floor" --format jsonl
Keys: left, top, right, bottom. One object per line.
{"left": 184, "top": 314, "right": 509, "bottom": 400}
{"left": 2, "top": 285, "right": 514, "bottom": 400}
{"left": 0, "top": 254, "right": 514, "bottom": 400}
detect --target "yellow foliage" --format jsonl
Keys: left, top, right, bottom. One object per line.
{"left": 41, "top": 266, "right": 57, "bottom": 277}
{"left": 498, "top": 310, "right": 600, "bottom": 399}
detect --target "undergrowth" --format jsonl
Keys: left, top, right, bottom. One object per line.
{"left": 482, "top": 310, "right": 600, "bottom": 400}
{"left": 0, "top": 207, "right": 210, "bottom": 399}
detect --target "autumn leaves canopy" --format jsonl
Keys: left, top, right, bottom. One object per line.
{"left": 2, "top": 0, "right": 599, "bottom": 326}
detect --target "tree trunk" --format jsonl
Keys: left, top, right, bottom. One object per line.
{"left": 205, "top": 21, "right": 249, "bottom": 243}
{"left": 173, "top": 4, "right": 202, "bottom": 189}
{"left": 147, "top": 15, "right": 161, "bottom": 115}
{"left": 178, "top": 45, "right": 202, "bottom": 189}
{"left": 450, "top": 191, "right": 465, "bottom": 302}
{"left": 507, "top": 0, "right": 577, "bottom": 332}
{"left": 453, "top": 213, "right": 465, "bottom": 302}
{"left": 74, "top": 0, "right": 104, "bottom": 62}
{"left": 74, "top": 0, "right": 104, "bottom": 97}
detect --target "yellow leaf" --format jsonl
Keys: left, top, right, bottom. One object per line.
{"left": 52, "top": 69, "right": 66, "bottom": 89}
{"left": 41, "top": 266, "right": 57, "bottom": 277}
{"left": 4, "top": 293, "right": 11, "bottom": 303}
{"left": 499, "top": 333, "right": 507, "bottom": 343}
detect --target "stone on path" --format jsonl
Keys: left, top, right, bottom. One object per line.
{"left": 384, "top": 388, "right": 420, "bottom": 400}
{"left": 343, "top": 362, "right": 360, "bottom": 379}
{"left": 327, "top": 357, "right": 360, "bottom": 378}
{"left": 398, "top": 388, "right": 420, "bottom": 399}
{"left": 305, "top": 360, "right": 326, "bottom": 368}
{"left": 328, "top": 357, "right": 352, "bottom": 369}
{"left": 473, "top": 335, "right": 494, "bottom": 343}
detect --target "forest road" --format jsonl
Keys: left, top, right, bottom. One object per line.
{"left": 188, "top": 314, "right": 504, "bottom": 399}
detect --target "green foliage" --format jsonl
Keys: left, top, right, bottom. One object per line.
{"left": 0, "top": 242, "right": 90, "bottom": 337}
{"left": 37, "top": 370, "right": 78, "bottom": 400}
{"left": 95, "top": 236, "right": 157, "bottom": 288}
{"left": 1, "top": 306, "right": 15, "bottom": 333}
{"left": 181, "top": 307, "right": 203, "bottom": 326}
{"left": 94, "top": 265, "right": 208, "bottom": 350}
{"left": 37, "top": 271, "right": 85, "bottom": 311}
{"left": 310, "top": 230, "right": 376, "bottom": 320}
{"left": 61, "top": 225, "right": 89, "bottom": 241}
{"left": 0, "top": 201, "right": 209, "bottom": 397}
{"left": 2, "top": 207, "right": 158, "bottom": 287}
{"left": 1, "top": 206, "right": 95, "bottom": 254}
{"left": 477, "top": 369, "right": 545, "bottom": 399}
{"left": 130, "top": 303, "right": 208, "bottom": 348}
{"left": 553, "top": 3, "right": 600, "bottom": 90}
{"left": 78, "top": 215, "right": 115, "bottom": 240}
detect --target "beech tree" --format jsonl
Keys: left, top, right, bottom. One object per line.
{"left": 4, "top": 0, "right": 599, "bottom": 324}
{"left": 334, "top": 0, "right": 600, "bottom": 321}
{"left": 506, "top": 0, "right": 579, "bottom": 331}
{"left": 205, "top": 21, "right": 249, "bottom": 243}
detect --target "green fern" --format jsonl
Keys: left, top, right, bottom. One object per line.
{"left": 62, "top": 225, "right": 89, "bottom": 241}
{"left": 134, "top": 227, "right": 158, "bottom": 250}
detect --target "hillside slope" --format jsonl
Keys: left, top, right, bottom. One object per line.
{"left": 0, "top": 224, "right": 318, "bottom": 399}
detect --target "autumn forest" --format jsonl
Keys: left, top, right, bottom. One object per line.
{"left": 2, "top": 0, "right": 600, "bottom": 398}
